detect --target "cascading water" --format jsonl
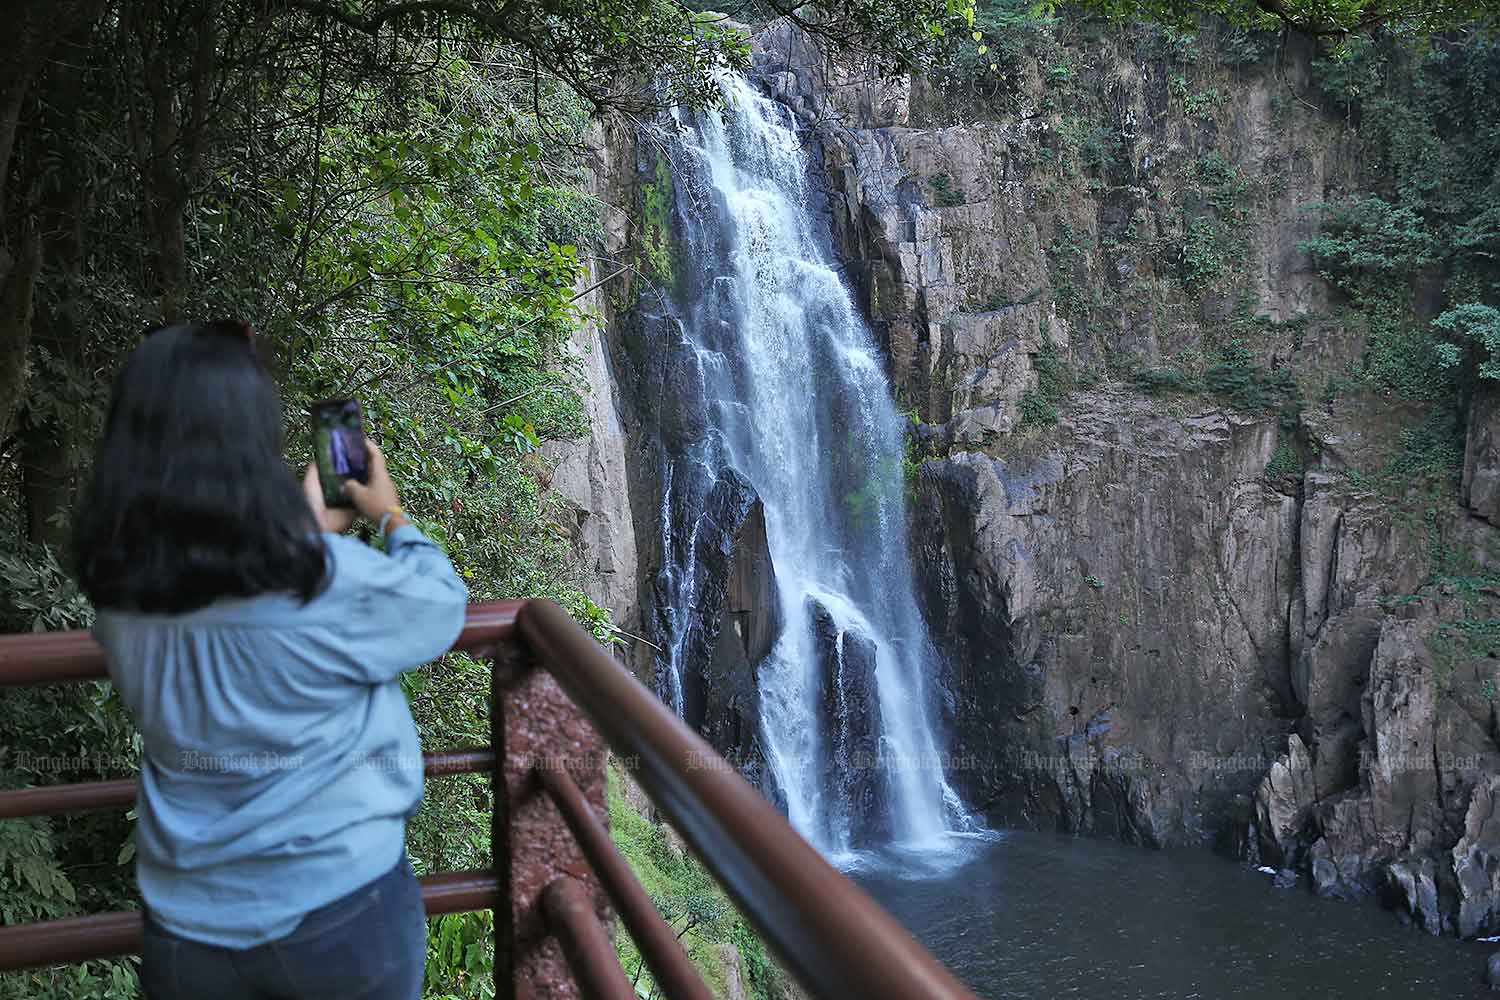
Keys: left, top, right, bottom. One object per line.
{"left": 646, "top": 73, "right": 974, "bottom": 857}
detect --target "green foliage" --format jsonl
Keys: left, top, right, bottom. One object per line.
{"left": 1202, "top": 343, "right": 1297, "bottom": 412}
{"left": 1358, "top": 295, "right": 1456, "bottom": 400}
{"left": 1135, "top": 343, "right": 1297, "bottom": 414}
{"left": 607, "top": 763, "right": 785, "bottom": 1000}
{"left": 1178, "top": 152, "right": 1251, "bottom": 293}
{"left": 1047, "top": 220, "right": 1091, "bottom": 318}
{"left": 0, "top": 545, "right": 94, "bottom": 634}
{"left": 1300, "top": 37, "right": 1500, "bottom": 408}
{"left": 929, "top": 173, "right": 968, "bottom": 207}
{"left": 0, "top": 678, "right": 139, "bottom": 999}
{"left": 1195, "top": 152, "right": 1249, "bottom": 211}
{"left": 1019, "top": 391, "right": 1058, "bottom": 425}
{"left": 904, "top": 438, "right": 927, "bottom": 486}
{"left": 1054, "top": 116, "right": 1130, "bottom": 178}
{"left": 1053, "top": 0, "right": 1500, "bottom": 37}
{"left": 1299, "top": 197, "right": 1436, "bottom": 281}
{"left": 1, "top": 33, "right": 622, "bottom": 1000}
{"left": 1386, "top": 404, "right": 1465, "bottom": 484}
{"left": 1180, "top": 217, "right": 1233, "bottom": 290}
{"left": 1430, "top": 618, "right": 1500, "bottom": 691}
{"left": 920, "top": 0, "right": 1060, "bottom": 112}
{"left": 1170, "top": 74, "right": 1225, "bottom": 116}
{"left": 1220, "top": 26, "right": 1279, "bottom": 67}
{"left": 1313, "top": 34, "right": 1387, "bottom": 114}
{"left": 1265, "top": 439, "right": 1304, "bottom": 477}
{"left": 1133, "top": 366, "right": 1199, "bottom": 395}
{"left": 1019, "top": 325, "right": 1073, "bottom": 426}
{"left": 423, "top": 911, "right": 496, "bottom": 1000}
{"left": 640, "top": 154, "right": 678, "bottom": 284}
{"left": 1434, "top": 303, "right": 1500, "bottom": 378}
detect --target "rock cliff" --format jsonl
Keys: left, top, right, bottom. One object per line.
{"left": 749, "top": 17, "right": 1500, "bottom": 937}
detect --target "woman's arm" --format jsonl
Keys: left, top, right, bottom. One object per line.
{"left": 316, "top": 439, "right": 469, "bottom": 683}
{"left": 327, "top": 524, "right": 469, "bottom": 682}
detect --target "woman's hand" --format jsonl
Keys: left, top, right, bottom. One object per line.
{"left": 302, "top": 463, "right": 356, "bottom": 534}
{"left": 342, "top": 439, "right": 405, "bottom": 530}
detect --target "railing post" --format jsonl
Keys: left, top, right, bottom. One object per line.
{"left": 490, "top": 634, "right": 613, "bottom": 998}
{"left": 490, "top": 647, "right": 516, "bottom": 1000}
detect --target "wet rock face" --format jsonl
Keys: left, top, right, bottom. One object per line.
{"left": 808, "top": 598, "right": 890, "bottom": 848}
{"left": 677, "top": 471, "right": 778, "bottom": 784}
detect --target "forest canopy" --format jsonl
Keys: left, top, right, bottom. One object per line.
{"left": 1062, "top": 0, "right": 1500, "bottom": 35}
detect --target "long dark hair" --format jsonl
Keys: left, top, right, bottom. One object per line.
{"left": 75, "top": 321, "right": 326, "bottom": 613}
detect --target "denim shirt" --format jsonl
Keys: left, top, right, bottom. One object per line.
{"left": 95, "top": 524, "right": 468, "bottom": 949}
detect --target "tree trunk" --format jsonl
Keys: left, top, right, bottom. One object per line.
{"left": 17, "top": 19, "right": 103, "bottom": 550}
{"left": 0, "top": 228, "right": 40, "bottom": 445}
{"left": 0, "top": 0, "right": 105, "bottom": 444}
{"left": 127, "top": 0, "right": 219, "bottom": 322}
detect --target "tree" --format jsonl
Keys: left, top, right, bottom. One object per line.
{"left": 1059, "top": 0, "right": 1500, "bottom": 37}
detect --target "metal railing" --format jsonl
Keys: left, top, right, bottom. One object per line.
{"left": 0, "top": 598, "right": 979, "bottom": 1000}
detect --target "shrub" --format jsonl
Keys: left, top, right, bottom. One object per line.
{"left": 929, "top": 173, "right": 967, "bottom": 207}
{"left": 1298, "top": 197, "right": 1436, "bottom": 284}
{"left": 1180, "top": 217, "right": 1232, "bottom": 291}
{"left": 1020, "top": 326, "right": 1073, "bottom": 427}
{"left": 1434, "top": 304, "right": 1500, "bottom": 380}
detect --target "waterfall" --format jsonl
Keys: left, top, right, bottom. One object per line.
{"left": 648, "top": 73, "right": 973, "bottom": 857}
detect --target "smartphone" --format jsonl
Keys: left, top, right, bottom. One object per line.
{"left": 310, "top": 398, "right": 369, "bottom": 508}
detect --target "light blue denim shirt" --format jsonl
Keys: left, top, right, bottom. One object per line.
{"left": 94, "top": 524, "right": 468, "bottom": 949}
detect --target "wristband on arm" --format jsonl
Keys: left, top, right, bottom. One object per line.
{"left": 377, "top": 506, "right": 406, "bottom": 536}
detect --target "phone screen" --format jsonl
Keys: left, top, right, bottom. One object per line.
{"left": 310, "top": 398, "right": 368, "bottom": 508}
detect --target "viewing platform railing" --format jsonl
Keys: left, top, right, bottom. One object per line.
{"left": 0, "top": 598, "right": 980, "bottom": 999}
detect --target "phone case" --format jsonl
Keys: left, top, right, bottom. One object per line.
{"left": 310, "top": 399, "right": 368, "bottom": 508}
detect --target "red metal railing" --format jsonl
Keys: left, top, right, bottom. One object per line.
{"left": 0, "top": 598, "right": 980, "bottom": 1000}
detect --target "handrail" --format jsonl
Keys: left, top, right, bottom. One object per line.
{"left": 0, "top": 749, "right": 495, "bottom": 820}
{"left": 537, "top": 764, "right": 712, "bottom": 1000}
{"left": 540, "top": 877, "right": 636, "bottom": 1000}
{"left": 0, "top": 600, "right": 524, "bottom": 686}
{"left": 0, "top": 598, "right": 980, "bottom": 1000}
{"left": 0, "top": 870, "right": 501, "bottom": 969}
{"left": 516, "top": 599, "right": 979, "bottom": 1000}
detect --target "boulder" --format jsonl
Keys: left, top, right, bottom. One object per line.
{"left": 1254, "top": 734, "right": 1317, "bottom": 866}
{"left": 1455, "top": 777, "right": 1500, "bottom": 939}
{"left": 1387, "top": 857, "right": 1443, "bottom": 935}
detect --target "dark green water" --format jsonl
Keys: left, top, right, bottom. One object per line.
{"left": 857, "top": 832, "right": 1491, "bottom": 999}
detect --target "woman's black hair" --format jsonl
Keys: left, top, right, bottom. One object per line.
{"left": 74, "top": 321, "right": 327, "bottom": 613}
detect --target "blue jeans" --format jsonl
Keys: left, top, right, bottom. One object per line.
{"left": 141, "top": 855, "right": 427, "bottom": 1000}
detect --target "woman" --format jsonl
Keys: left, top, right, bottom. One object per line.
{"left": 74, "top": 321, "right": 468, "bottom": 999}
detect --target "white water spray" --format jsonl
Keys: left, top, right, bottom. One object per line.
{"left": 653, "top": 74, "right": 975, "bottom": 856}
